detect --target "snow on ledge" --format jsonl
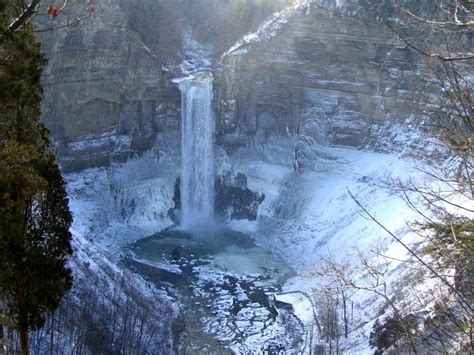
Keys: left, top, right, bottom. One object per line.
{"left": 221, "top": 0, "right": 311, "bottom": 60}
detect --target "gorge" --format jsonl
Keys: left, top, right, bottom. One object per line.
{"left": 21, "top": 0, "right": 473, "bottom": 353}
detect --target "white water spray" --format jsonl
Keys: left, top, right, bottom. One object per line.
{"left": 179, "top": 74, "right": 215, "bottom": 230}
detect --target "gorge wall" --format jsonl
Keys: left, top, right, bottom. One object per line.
{"left": 215, "top": 3, "right": 423, "bottom": 156}
{"left": 38, "top": 0, "right": 291, "bottom": 172}
{"left": 38, "top": 1, "right": 181, "bottom": 172}
{"left": 38, "top": 1, "right": 426, "bottom": 173}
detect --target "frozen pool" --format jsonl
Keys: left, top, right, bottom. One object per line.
{"left": 125, "top": 227, "right": 304, "bottom": 353}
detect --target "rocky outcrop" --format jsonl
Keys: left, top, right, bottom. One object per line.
{"left": 169, "top": 172, "right": 265, "bottom": 223}
{"left": 215, "top": 171, "right": 265, "bottom": 221}
{"left": 215, "top": 3, "right": 423, "bottom": 152}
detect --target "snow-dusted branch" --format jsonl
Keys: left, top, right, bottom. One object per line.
{"left": 399, "top": 4, "right": 474, "bottom": 28}
{"left": 383, "top": 20, "right": 474, "bottom": 62}
{"left": 9, "top": 0, "right": 41, "bottom": 31}
{"left": 347, "top": 188, "right": 473, "bottom": 314}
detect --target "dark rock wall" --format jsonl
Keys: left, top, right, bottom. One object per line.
{"left": 38, "top": 0, "right": 293, "bottom": 171}
{"left": 169, "top": 172, "right": 265, "bottom": 223}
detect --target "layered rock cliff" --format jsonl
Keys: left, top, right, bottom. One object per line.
{"left": 215, "top": 3, "right": 423, "bottom": 156}
{"left": 38, "top": 1, "right": 427, "bottom": 172}
{"left": 38, "top": 0, "right": 292, "bottom": 171}
{"left": 37, "top": 1, "right": 181, "bottom": 171}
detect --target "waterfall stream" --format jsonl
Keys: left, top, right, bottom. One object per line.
{"left": 179, "top": 75, "right": 215, "bottom": 229}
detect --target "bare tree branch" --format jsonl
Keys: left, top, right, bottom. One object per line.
{"left": 384, "top": 20, "right": 474, "bottom": 62}
{"left": 33, "top": 12, "right": 94, "bottom": 33}
{"left": 9, "top": 0, "right": 41, "bottom": 31}
{"left": 399, "top": 6, "right": 474, "bottom": 27}
{"left": 346, "top": 188, "right": 472, "bottom": 314}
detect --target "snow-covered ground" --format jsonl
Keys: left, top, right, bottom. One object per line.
{"left": 64, "top": 136, "right": 445, "bottom": 352}
{"left": 30, "top": 228, "right": 179, "bottom": 354}
{"left": 221, "top": 0, "right": 312, "bottom": 59}
{"left": 231, "top": 144, "right": 421, "bottom": 272}
{"left": 219, "top": 139, "right": 433, "bottom": 352}
{"left": 33, "top": 152, "right": 182, "bottom": 354}
{"left": 66, "top": 151, "right": 179, "bottom": 254}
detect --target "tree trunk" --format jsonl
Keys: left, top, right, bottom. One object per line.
{"left": 49, "top": 312, "right": 55, "bottom": 355}
{"left": 342, "top": 290, "right": 348, "bottom": 338}
{"left": 20, "top": 326, "right": 29, "bottom": 355}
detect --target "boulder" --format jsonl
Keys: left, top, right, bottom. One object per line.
{"left": 169, "top": 172, "right": 265, "bottom": 223}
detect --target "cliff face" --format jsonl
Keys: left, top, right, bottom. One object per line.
{"left": 215, "top": 4, "right": 422, "bottom": 154}
{"left": 38, "top": 1, "right": 181, "bottom": 171}
{"left": 38, "top": 0, "right": 291, "bottom": 171}
{"left": 38, "top": 1, "right": 424, "bottom": 172}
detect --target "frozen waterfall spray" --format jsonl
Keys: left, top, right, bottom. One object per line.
{"left": 179, "top": 75, "right": 215, "bottom": 229}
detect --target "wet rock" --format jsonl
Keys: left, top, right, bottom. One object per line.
{"left": 234, "top": 173, "right": 247, "bottom": 190}
{"left": 215, "top": 174, "right": 265, "bottom": 221}
{"left": 169, "top": 172, "right": 265, "bottom": 223}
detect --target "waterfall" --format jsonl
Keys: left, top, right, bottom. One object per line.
{"left": 179, "top": 75, "right": 215, "bottom": 230}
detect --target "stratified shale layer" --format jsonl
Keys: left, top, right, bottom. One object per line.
{"left": 215, "top": 4, "right": 422, "bottom": 153}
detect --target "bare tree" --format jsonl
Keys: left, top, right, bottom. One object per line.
{"left": 9, "top": 0, "right": 101, "bottom": 33}
{"left": 316, "top": 238, "right": 472, "bottom": 353}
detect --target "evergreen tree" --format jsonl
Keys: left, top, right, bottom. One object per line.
{"left": 0, "top": 1, "right": 73, "bottom": 354}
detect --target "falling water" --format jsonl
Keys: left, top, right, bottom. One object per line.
{"left": 179, "top": 74, "right": 215, "bottom": 230}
